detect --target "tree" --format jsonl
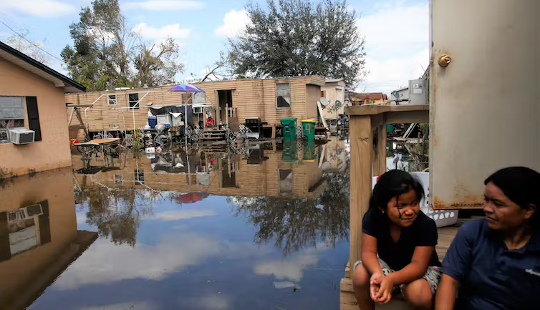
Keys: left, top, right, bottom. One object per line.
{"left": 227, "top": 0, "right": 366, "bottom": 87}
{"left": 231, "top": 168, "right": 350, "bottom": 255}
{"left": 201, "top": 51, "right": 232, "bottom": 82}
{"left": 6, "top": 30, "right": 50, "bottom": 65}
{"left": 76, "top": 183, "right": 157, "bottom": 246}
{"left": 61, "top": 0, "right": 184, "bottom": 91}
{"left": 133, "top": 38, "right": 184, "bottom": 88}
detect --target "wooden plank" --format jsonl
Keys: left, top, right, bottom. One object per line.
{"left": 89, "top": 138, "right": 120, "bottom": 144}
{"left": 340, "top": 291, "right": 359, "bottom": 310}
{"left": 373, "top": 121, "right": 386, "bottom": 176}
{"left": 340, "top": 278, "right": 354, "bottom": 293}
{"left": 346, "top": 104, "right": 429, "bottom": 116}
{"left": 386, "top": 110, "right": 429, "bottom": 124}
{"left": 349, "top": 115, "right": 373, "bottom": 268}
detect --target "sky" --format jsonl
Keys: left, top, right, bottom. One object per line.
{"left": 0, "top": 0, "right": 429, "bottom": 95}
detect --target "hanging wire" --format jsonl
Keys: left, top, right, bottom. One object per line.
{"left": 0, "top": 18, "right": 65, "bottom": 63}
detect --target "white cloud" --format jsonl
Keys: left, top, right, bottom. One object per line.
{"left": 122, "top": 0, "right": 205, "bottom": 11}
{"left": 133, "top": 23, "right": 191, "bottom": 42}
{"left": 356, "top": 1, "right": 429, "bottom": 94}
{"left": 273, "top": 281, "right": 299, "bottom": 289}
{"left": 149, "top": 209, "right": 216, "bottom": 221}
{"left": 53, "top": 234, "right": 221, "bottom": 290}
{"left": 215, "top": 9, "right": 250, "bottom": 38}
{"left": 0, "top": 0, "right": 76, "bottom": 18}
{"left": 253, "top": 242, "right": 331, "bottom": 282}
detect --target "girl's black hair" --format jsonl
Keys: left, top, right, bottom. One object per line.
{"left": 484, "top": 166, "right": 540, "bottom": 227}
{"left": 369, "top": 170, "right": 424, "bottom": 213}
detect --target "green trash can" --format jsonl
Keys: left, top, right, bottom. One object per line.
{"left": 303, "top": 141, "right": 316, "bottom": 161}
{"left": 281, "top": 117, "right": 297, "bottom": 141}
{"left": 282, "top": 140, "right": 298, "bottom": 163}
{"left": 301, "top": 119, "right": 316, "bottom": 141}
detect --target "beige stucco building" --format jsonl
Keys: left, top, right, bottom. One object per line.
{"left": 321, "top": 78, "right": 347, "bottom": 120}
{"left": 0, "top": 168, "right": 97, "bottom": 310}
{"left": 0, "top": 41, "right": 86, "bottom": 177}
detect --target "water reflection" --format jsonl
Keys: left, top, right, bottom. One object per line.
{"left": 230, "top": 169, "right": 349, "bottom": 255}
{"left": 0, "top": 168, "right": 97, "bottom": 310}
{"left": 14, "top": 138, "right": 350, "bottom": 310}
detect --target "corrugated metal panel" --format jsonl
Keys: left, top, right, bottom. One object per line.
{"left": 430, "top": 0, "right": 540, "bottom": 209}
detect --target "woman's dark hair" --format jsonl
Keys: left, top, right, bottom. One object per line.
{"left": 484, "top": 166, "right": 540, "bottom": 226}
{"left": 369, "top": 170, "right": 424, "bottom": 213}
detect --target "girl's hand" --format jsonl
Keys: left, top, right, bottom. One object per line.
{"left": 369, "top": 272, "right": 384, "bottom": 300}
{"left": 374, "top": 276, "right": 394, "bottom": 304}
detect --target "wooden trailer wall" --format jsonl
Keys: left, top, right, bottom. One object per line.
{"left": 65, "top": 76, "right": 325, "bottom": 133}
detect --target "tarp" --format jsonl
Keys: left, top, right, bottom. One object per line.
{"left": 149, "top": 105, "right": 194, "bottom": 126}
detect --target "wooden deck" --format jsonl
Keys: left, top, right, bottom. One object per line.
{"left": 340, "top": 222, "right": 463, "bottom": 310}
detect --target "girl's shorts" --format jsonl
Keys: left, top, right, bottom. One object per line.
{"left": 354, "top": 258, "right": 441, "bottom": 295}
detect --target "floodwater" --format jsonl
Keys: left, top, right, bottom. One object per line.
{"left": 0, "top": 137, "right": 350, "bottom": 310}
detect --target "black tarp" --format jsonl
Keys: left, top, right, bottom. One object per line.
{"left": 149, "top": 105, "right": 194, "bottom": 126}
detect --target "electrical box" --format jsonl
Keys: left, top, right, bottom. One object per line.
{"left": 408, "top": 79, "right": 427, "bottom": 105}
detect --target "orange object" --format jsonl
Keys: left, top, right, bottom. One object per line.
{"left": 70, "top": 139, "right": 79, "bottom": 146}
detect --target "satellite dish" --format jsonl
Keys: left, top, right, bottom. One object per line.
{"left": 319, "top": 97, "right": 329, "bottom": 107}
{"left": 335, "top": 100, "right": 342, "bottom": 107}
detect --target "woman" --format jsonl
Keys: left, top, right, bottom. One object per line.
{"left": 352, "top": 170, "right": 441, "bottom": 310}
{"left": 435, "top": 167, "right": 540, "bottom": 310}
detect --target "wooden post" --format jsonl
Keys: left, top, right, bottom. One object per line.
{"left": 226, "top": 104, "right": 229, "bottom": 126}
{"left": 373, "top": 117, "right": 387, "bottom": 176}
{"left": 349, "top": 115, "right": 373, "bottom": 268}
{"left": 203, "top": 108, "right": 207, "bottom": 129}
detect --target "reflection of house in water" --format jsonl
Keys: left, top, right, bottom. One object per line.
{"left": 72, "top": 140, "right": 348, "bottom": 199}
{"left": 0, "top": 169, "right": 97, "bottom": 310}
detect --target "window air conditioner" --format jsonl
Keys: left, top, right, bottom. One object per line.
{"left": 193, "top": 107, "right": 203, "bottom": 114}
{"left": 9, "top": 128, "right": 35, "bottom": 144}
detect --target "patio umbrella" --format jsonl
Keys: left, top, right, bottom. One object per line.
{"left": 168, "top": 84, "right": 204, "bottom": 93}
{"left": 175, "top": 192, "right": 210, "bottom": 204}
{"left": 168, "top": 84, "right": 206, "bottom": 156}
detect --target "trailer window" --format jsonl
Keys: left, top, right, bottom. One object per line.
{"left": 129, "top": 93, "right": 139, "bottom": 109}
{"left": 108, "top": 94, "right": 117, "bottom": 105}
{"left": 276, "top": 83, "right": 291, "bottom": 108}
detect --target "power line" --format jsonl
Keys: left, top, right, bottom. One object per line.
{"left": 0, "top": 18, "right": 65, "bottom": 63}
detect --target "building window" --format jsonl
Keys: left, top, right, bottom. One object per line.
{"left": 0, "top": 97, "right": 25, "bottom": 143}
{"left": 108, "top": 94, "right": 117, "bottom": 105}
{"left": 276, "top": 83, "right": 291, "bottom": 108}
{"left": 129, "top": 93, "right": 139, "bottom": 109}
{"left": 321, "top": 90, "right": 326, "bottom": 98}
{"left": 278, "top": 169, "right": 293, "bottom": 193}
{"left": 134, "top": 169, "right": 145, "bottom": 185}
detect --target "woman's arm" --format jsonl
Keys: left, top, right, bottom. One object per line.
{"left": 386, "top": 245, "right": 433, "bottom": 285}
{"left": 435, "top": 274, "right": 459, "bottom": 310}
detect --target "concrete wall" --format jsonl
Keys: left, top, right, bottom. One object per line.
{"left": 0, "top": 57, "right": 72, "bottom": 176}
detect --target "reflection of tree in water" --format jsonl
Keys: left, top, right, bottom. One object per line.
{"left": 76, "top": 185, "right": 158, "bottom": 246}
{"left": 231, "top": 170, "right": 350, "bottom": 255}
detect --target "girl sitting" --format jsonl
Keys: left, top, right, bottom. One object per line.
{"left": 352, "top": 170, "right": 441, "bottom": 309}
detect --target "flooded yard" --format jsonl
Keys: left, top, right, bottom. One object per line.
{"left": 0, "top": 138, "right": 350, "bottom": 310}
